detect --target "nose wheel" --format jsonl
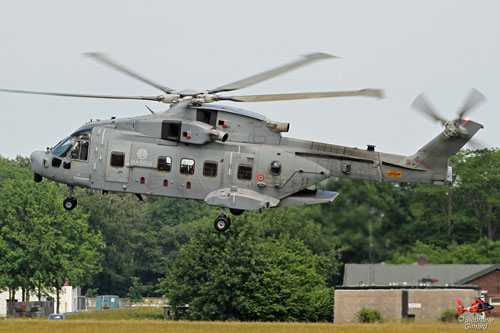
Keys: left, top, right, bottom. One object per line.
{"left": 63, "top": 186, "right": 77, "bottom": 211}
{"left": 33, "top": 173, "right": 42, "bottom": 183}
{"left": 63, "top": 197, "right": 78, "bottom": 211}
{"left": 214, "top": 209, "right": 231, "bottom": 232}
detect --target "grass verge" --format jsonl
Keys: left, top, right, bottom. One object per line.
{"left": 0, "top": 319, "right": 473, "bottom": 333}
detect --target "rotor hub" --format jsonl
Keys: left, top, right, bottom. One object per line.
{"left": 444, "top": 121, "right": 460, "bottom": 138}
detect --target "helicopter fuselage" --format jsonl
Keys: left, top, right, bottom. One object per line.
{"left": 30, "top": 103, "right": 483, "bottom": 231}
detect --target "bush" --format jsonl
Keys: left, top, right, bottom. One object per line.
{"left": 356, "top": 307, "right": 383, "bottom": 323}
{"left": 159, "top": 215, "right": 334, "bottom": 322}
{"left": 440, "top": 308, "right": 459, "bottom": 322}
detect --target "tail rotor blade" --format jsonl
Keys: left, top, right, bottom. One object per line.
{"left": 83, "top": 52, "right": 174, "bottom": 94}
{"left": 457, "top": 87, "right": 486, "bottom": 120}
{"left": 411, "top": 93, "right": 447, "bottom": 125}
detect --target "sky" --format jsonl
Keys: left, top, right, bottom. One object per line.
{"left": 0, "top": 0, "right": 498, "bottom": 159}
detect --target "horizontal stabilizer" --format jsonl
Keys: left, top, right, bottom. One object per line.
{"left": 278, "top": 190, "right": 339, "bottom": 207}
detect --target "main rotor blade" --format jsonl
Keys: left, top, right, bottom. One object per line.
{"left": 84, "top": 52, "right": 174, "bottom": 94}
{"left": 209, "top": 53, "right": 337, "bottom": 94}
{"left": 457, "top": 87, "right": 486, "bottom": 120}
{"left": 219, "top": 89, "right": 383, "bottom": 103}
{"left": 0, "top": 88, "right": 164, "bottom": 102}
{"left": 410, "top": 93, "right": 447, "bottom": 125}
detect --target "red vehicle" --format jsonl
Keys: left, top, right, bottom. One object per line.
{"left": 457, "top": 298, "right": 494, "bottom": 314}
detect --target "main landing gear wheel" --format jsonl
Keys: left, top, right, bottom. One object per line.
{"left": 63, "top": 197, "right": 77, "bottom": 211}
{"left": 214, "top": 215, "right": 231, "bottom": 232}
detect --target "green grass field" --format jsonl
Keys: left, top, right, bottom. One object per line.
{"left": 0, "top": 320, "right": 482, "bottom": 333}
{"left": 0, "top": 307, "right": 496, "bottom": 332}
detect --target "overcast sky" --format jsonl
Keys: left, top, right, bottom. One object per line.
{"left": 0, "top": 0, "right": 498, "bottom": 159}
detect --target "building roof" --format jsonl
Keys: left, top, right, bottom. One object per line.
{"left": 336, "top": 285, "right": 480, "bottom": 290}
{"left": 455, "top": 264, "right": 500, "bottom": 285}
{"left": 343, "top": 264, "right": 494, "bottom": 286}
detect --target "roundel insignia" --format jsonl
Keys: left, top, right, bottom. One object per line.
{"left": 137, "top": 148, "right": 148, "bottom": 160}
{"left": 257, "top": 174, "right": 265, "bottom": 182}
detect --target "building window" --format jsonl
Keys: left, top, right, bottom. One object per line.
{"left": 490, "top": 297, "right": 500, "bottom": 305}
{"left": 186, "top": 181, "right": 191, "bottom": 189}
{"left": 237, "top": 164, "right": 252, "bottom": 180}
{"left": 203, "top": 161, "right": 218, "bottom": 177}
{"left": 110, "top": 152, "right": 125, "bottom": 168}
{"left": 140, "top": 177, "right": 146, "bottom": 184}
{"left": 163, "top": 179, "right": 168, "bottom": 187}
{"left": 158, "top": 156, "right": 172, "bottom": 172}
{"left": 180, "top": 158, "right": 195, "bottom": 175}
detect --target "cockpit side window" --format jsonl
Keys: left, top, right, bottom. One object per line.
{"left": 80, "top": 141, "right": 89, "bottom": 160}
{"left": 52, "top": 129, "right": 91, "bottom": 160}
{"left": 69, "top": 140, "right": 89, "bottom": 161}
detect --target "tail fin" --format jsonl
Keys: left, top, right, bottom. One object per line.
{"left": 457, "top": 299, "right": 465, "bottom": 314}
{"left": 408, "top": 120, "right": 483, "bottom": 184}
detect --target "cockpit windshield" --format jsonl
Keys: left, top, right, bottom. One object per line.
{"left": 52, "top": 137, "right": 73, "bottom": 157}
{"left": 51, "top": 128, "right": 91, "bottom": 159}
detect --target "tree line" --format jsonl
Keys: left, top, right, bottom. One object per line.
{"left": 0, "top": 148, "right": 498, "bottom": 320}
{"left": 0, "top": 157, "right": 102, "bottom": 313}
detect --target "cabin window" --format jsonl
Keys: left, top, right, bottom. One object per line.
{"left": 180, "top": 158, "right": 195, "bottom": 175}
{"left": 110, "top": 152, "right": 125, "bottom": 168}
{"left": 158, "top": 156, "right": 172, "bottom": 172}
{"left": 237, "top": 164, "right": 252, "bottom": 180}
{"left": 203, "top": 161, "right": 218, "bottom": 177}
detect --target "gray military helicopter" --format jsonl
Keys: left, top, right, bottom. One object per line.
{"left": 0, "top": 53, "right": 485, "bottom": 231}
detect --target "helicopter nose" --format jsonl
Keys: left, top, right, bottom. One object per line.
{"left": 30, "top": 150, "right": 45, "bottom": 182}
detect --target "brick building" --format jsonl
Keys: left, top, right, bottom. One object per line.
{"left": 335, "top": 262, "right": 500, "bottom": 322}
{"left": 456, "top": 264, "right": 500, "bottom": 317}
{"left": 334, "top": 285, "right": 479, "bottom": 322}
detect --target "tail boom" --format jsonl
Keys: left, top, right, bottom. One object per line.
{"left": 457, "top": 299, "right": 466, "bottom": 314}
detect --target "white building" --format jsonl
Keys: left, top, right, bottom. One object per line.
{"left": 0, "top": 284, "right": 81, "bottom": 316}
